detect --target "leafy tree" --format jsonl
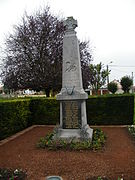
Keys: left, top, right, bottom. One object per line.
{"left": 1, "top": 7, "right": 92, "bottom": 96}
{"left": 108, "top": 82, "right": 118, "bottom": 94}
{"left": 89, "top": 62, "right": 109, "bottom": 94}
{"left": 79, "top": 40, "right": 92, "bottom": 89}
{"left": 120, "top": 76, "right": 133, "bottom": 93}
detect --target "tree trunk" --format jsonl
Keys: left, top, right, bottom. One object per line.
{"left": 45, "top": 89, "right": 50, "bottom": 97}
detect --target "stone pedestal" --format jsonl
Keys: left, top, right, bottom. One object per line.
{"left": 56, "top": 17, "right": 93, "bottom": 140}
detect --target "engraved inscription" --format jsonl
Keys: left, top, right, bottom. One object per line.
{"left": 62, "top": 101, "right": 81, "bottom": 129}
{"left": 65, "top": 61, "right": 77, "bottom": 72}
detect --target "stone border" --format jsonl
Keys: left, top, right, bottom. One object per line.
{"left": 0, "top": 125, "right": 54, "bottom": 146}
{"left": 91, "top": 125, "right": 127, "bottom": 128}
{"left": 0, "top": 125, "right": 127, "bottom": 146}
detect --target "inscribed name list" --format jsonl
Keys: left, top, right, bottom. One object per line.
{"left": 62, "top": 101, "right": 81, "bottom": 129}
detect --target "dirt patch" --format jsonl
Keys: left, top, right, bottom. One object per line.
{"left": 0, "top": 126, "right": 135, "bottom": 180}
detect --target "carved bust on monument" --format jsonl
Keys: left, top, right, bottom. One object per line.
{"left": 56, "top": 17, "right": 93, "bottom": 140}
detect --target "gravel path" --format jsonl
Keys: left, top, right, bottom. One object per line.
{"left": 0, "top": 126, "right": 135, "bottom": 180}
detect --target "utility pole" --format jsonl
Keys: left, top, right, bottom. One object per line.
{"left": 107, "top": 65, "right": 109, "bottom": 85}
{"left": 132, "top": 72, "right": 134, "bottom": 93}
{"left": 106, "top": 61, "right": 113, "bottom": 86}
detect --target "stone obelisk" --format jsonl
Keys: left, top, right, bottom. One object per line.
{"left": 57, "top": 17, "right": 93, "bottom": 140}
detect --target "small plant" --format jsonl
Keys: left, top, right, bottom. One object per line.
{"left": 37, "top": 128, "right": 106, "bottom": 150}
{"left": 128, "top": 125, "right": 135, "bottom": 138}
{"left": 0, "top": 168, "right": 26, "bottom": 180}
{"left": 117, "top": 178, "right": 123, "bottom": 180}
{"left": 97, "top": 177, "right": 103, "bottom": 180}
{"left": 92, "top": 128, "right": 106, "bottom": 150}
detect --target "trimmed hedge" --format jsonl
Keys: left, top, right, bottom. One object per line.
{"left": 0, "top": 98, "right": 59, "bottom": 140}
{"left": 0, "top": 95, "right": 134, "bottom": 140}
{"left": 87, "top": 95, "right": 134, "bottom": 125}
{"left": 28, "top": 98, "right": 59, "bottom": 126}
{"left": 0, "top": 99, "right": 30, "bottom": 140}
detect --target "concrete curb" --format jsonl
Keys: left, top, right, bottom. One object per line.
{"left": 0, "top": 124, "right": 128, "bottom": 146}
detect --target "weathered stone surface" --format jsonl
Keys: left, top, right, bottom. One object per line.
{"left": 57, "top": 17, "right": 87, "bottom": 101}
{"left": 56, "top": 17, "right": 93, "bottom": 140}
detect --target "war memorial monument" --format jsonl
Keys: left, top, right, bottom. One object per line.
{"left": 56, "top": 17, "right": 93, "bottom": 140}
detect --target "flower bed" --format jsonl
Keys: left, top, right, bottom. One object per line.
{"left": 0, "top": 168, "right": 26, "bottom": 180}
{"left": 37, "top": 128, "right": 106, "bottom": 150}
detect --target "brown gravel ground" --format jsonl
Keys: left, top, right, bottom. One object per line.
{"left": 0, "top": 126, "right": 135, "bottom": 180}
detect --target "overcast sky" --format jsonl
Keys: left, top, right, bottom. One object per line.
{"left": 0, "top": 0, "right": 135, "bottom": 83}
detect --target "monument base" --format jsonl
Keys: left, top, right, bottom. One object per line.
{"left": 54, "top": 125, "right": 93, "bottom": 141}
